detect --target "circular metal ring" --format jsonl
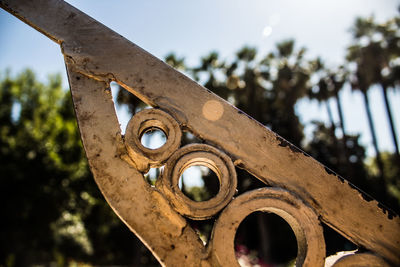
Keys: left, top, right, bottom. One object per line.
{"left": 330, "top": 252, "right": 390, "bottom": 267}
{"left": 210, "top": 187, "right": 325, "bottom": 267}
{"left": 159, "top": 144, "right": 237, "bottom": 220}
{"left": 125, "top": 108, "right": 182, "bottom": 172}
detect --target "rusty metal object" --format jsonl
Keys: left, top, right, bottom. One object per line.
{"left": 330, "top": 252, "right": 391, "bottom": 267}
{"left": 1, "top": 0, "right": 399, "bottom": 266}
{"left": 211, "top": 188, "right": 326, "bottom": 266}
{"left": 125, "top": 108, "right": 182, "bottom": 172}
{"left": 159, "top": 144, "right": 237, "bottom": 220}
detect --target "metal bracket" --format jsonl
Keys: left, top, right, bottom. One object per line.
{"left": 1, "top": 0, "right": 399, "bottom": 266}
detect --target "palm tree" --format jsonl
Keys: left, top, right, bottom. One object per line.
{"left": 261, "top": 40, "right": 311, "bottom": 146}
{"left": 307, "top": 59, "right": 336, "bottom": 129}
{"left": 307, "top": 61, "right": 353, "bottom": 174}
{"left": 375, "top": 17, "right": 400, "bottom": 157}
{"left": 347, "top": 42, "right": 385, "bottom": 178}
{"left": 329, "top": 67, "right": 348, "bottom": 139}
{"left": 346, "top": 18, "right": 390, "bottom": 178}
{"left": 349, "top": 17, "right": 400, "bottom": 158}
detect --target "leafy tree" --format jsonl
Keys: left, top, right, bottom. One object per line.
{"left": 0, "top": 69, "right": 87, "bottom": 265}
{"left": 0, "top": 69, "right": 158, "bottom": 267}
{"left": 366, "top": 151, "right": 400, "bottom": 212}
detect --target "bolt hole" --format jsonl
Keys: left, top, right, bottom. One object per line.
{"left": 235, "top": 211, "right": 297, "bottom": 266}
{"left": 140, "top": 127, "right": 167, "bottom": 150}
{"left": 178, "top": 165, "right": 220, "bottom": 202}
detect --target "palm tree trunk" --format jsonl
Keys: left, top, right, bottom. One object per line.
{"left": 334, "top": 93, "right": 352, "bottom": 176}
{"left": 381, "top": 84, "right": 400, "bottom": 157}
{"left": 325, "top": 101, "right": 335, "bottom": 128}
{"left": 326, "top": 100, "right": 342, "bottom": 163}
{"left": 335, "top": 92, "right": 346, "bottom": 137}
{"left": 362, "top": 90, "right": 385, "bottom": 178}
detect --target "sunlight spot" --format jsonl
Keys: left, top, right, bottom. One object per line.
{"left": 262, "top": 26, "right": 273, "bottom": 38}
{"left": 203, "top": 100, "right": 224, "bottom": 121}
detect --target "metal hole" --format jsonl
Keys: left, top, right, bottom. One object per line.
{"left": 140, "top": 127, "right": 167, "bottom": 150}
{"left": 235, "top": 211, "right": 297, "bottom": 266}
{"left": 211, "top": 188, "right": 325, "bottom": 266}
{"left": 178, "top": 165, "right": 220, "bottom": 202}
{"left": 160, "top": 144, "right": 237, "bottom": 219}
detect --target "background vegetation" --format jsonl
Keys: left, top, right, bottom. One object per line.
{"left": 1, "top": 11, "right": 399, "bottom": 267}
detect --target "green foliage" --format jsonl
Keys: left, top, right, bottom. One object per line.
{"left": 0, "top": 69, "right": 157, "bottom": 266}
{"left": 305, "top": 122, "right": 368, "bottom": 187}
{"left": 182, "top": 186, "right": 211, "bottom": 202}
{"left": 164, "top": 53, "right": 185, "bottom": 70}
{"left": 0, "top": 69, "right": 89, "bottom": 264}
{"left": 365, "top": 152, "right": 400, "bottom": 210}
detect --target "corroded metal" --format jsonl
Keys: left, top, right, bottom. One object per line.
{"left": 1, "top": 0, "right": 399, "bottom": 266}
{"left": 330, "top": 252, "right": 391, "bottom": 267}
{"left": 159, "top": 144, "right": 237, "bottom": 220}
{"left": 211, "top": 188, "right": 326, "bottom": 266}
{"left": 125, "top": 108, "right": 182, "bottom": 172}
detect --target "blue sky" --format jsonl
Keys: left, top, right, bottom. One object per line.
{"left": 0, "top": 0, "right": 399, "bottom": 157}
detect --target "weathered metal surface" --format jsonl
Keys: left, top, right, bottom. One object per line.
{"left": 330, "top": 252, "right": 391, "bottom": 267}
{"left": 125, "top": 108, "right": 182, "bottom": 172}
{"left": 1, "top": 0, "right": 399, "bottom": 266}
{"left": 211, "top": 188, "right": 326, "bottom": 266}
{"left": 159, "top": 144, "right": 237, "bottom": 220}
{"left": 64, "top": 70, "right": 207, "bottom": 266}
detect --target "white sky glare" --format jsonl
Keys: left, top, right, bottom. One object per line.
{"left": 0, "top": 0, "right": 399, "bottom": 156}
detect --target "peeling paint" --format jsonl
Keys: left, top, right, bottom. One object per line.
{"left": 276, "top": 135, "right": 309, "bottom": 157}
